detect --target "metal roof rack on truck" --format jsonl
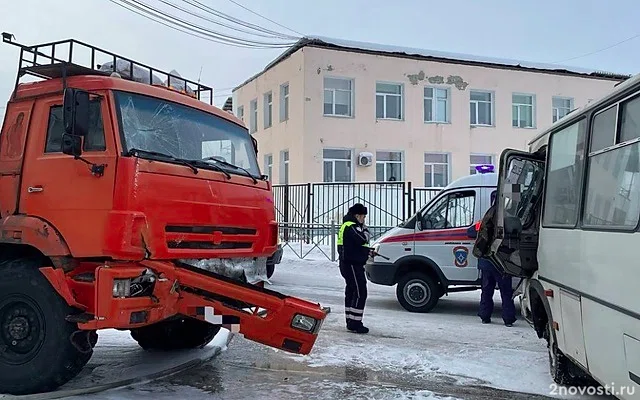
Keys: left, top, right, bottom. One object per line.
{"left": 1, "top": 32, "right": 213, "bottom": 104}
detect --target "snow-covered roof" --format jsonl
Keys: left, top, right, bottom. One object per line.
{"left": 234, "top": 36, "right": 631, "bottom": 91}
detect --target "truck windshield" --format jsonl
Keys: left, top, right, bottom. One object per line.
{"left": 114, "top": 91, "right": 260, "bottom": 176}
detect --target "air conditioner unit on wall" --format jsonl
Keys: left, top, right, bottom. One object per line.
{"left": 358, "top": 152, "right": 373, "bottom": 167}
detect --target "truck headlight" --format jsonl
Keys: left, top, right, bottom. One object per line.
{"left": 113, "top": 278, "right": 131, "bottom": 297}
{"left": 291, "top": 314, "right": 318, "bottom": 333}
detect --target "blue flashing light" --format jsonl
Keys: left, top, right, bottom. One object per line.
{"left": 475, "top": 164, "right": 494, "bottom": 174}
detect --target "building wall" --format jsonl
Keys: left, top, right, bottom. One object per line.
{"left": 232, "top": 49, "right": 306, "bottom": 184}
{"left": 301, "top": 47, "right": 619, "bottom": 186}
{"left": 234, "top": 46, "right": 621, "bottom": 187}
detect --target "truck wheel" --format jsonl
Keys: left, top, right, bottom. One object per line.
{"left": 266, "top": 263, "right": 275, "bottom": 279}
{"left": 0, "top": 258, "right": 92, "bottom": 395}
{"left": 130, "top": 317, "right": 220, "bottom": 350}
{"left": 396, "top": 272, "right": 440, "bottom": 312}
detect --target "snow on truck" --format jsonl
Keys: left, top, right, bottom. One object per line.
{"left": 366, "top": 166, "right": 520, "bottom": 313}
{"left": 0, "top": 34, "right": 327, "bottom": 395}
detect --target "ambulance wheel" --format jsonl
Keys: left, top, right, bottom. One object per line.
{"left": 396, "top": 272, "right": 440, "bottom": 312}
{"left": 130, "top": 316, "right": 220, "bottom": 350}
{"left": 0, "top": 257, "right": 93, "bottom": 395}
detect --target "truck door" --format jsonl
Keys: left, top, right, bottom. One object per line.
{"left": 487, "top": 149, "right": 545, "bottom": 278}
{"left": 415, "top": 189, "right": 478, "bottom": 282}
{"left": 19, "top": 93, "right": 117, "bottom": 257}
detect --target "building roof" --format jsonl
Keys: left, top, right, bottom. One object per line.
{"left": 234, "top": 36, "right": 632, "bottom": 91}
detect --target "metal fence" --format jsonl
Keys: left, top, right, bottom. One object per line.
{"left": 273, "top": 181, "right": 441, "bottom": 260}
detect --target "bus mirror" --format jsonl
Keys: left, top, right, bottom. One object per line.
{"left": 62, "top": 134, "right": 82, "bottom": 157}
{"left": 63, "top": 88, "right": 90, "bottom": 137}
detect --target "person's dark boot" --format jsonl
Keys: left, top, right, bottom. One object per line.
{"left": 481, "top": 318, "right": 491, "bottom": 324}
{"left": 347, "top": 321, "right": 369, "bottom": 334}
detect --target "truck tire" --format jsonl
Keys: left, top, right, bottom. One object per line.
{"left": 130, "top": 317, "right": 220, "bottom": 350}
{"left": 396, "top": 272, "right": 440, "bottom": 312}
{"left": 266, "top": 263, "right": 275, "bottom": 279}
{"left": 0, "top": 257, "right": 93, "bottom": 395}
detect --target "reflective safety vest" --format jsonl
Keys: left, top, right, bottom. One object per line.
{"left": 337, "top": 221, "right": 369, "bottom": 247}
{"left": 337, "top": 221, "right": 355, "bottom": 246}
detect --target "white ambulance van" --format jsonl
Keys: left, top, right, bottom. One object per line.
{"left": 365, "top": 166, "right": 520, "bottom": 312}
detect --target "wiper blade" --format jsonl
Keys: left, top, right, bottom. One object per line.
{"left": 126, "top": 148, "right": 199, "bottom": 175}
{"left": 201, "top": 156, "right": 258, "bottom": 184}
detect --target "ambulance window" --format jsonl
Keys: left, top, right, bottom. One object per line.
{"left": 422, "top": 190, "right": 475, "bottom": 229}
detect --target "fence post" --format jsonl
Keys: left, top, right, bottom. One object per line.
{"left": 283, "top": 184, "right": 289, "bottom": 242}
{"left": 330, "top": 219, "right": 336, "bottom": 262}
{"left": 406, "top": 181, "right": 412, "bottom": 220}
{"left": 305, "top": 182, "right": 312, "bottom": 244}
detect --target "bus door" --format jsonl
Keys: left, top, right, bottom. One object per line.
{"left": 487, "top": 149, "right": 546, "bottom": 278}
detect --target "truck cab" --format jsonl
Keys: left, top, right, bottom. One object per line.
{"left": 366, "top": 166, "right": 519, "bottom": 312}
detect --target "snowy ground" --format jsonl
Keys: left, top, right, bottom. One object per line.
{"left": 19, "top": 246, "right": 616, "bottom": 400}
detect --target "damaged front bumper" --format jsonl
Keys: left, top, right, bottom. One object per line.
{"left": 178, "top": 256, "right": 269, "bottom": 285}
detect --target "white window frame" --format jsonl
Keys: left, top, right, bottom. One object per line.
{"left": 249, "top": 99, "right": 257, "bottom": 133}
{"left": 424, "top": 86, "right": 450, "bottom": 123}
{"left": 264, "top": 153, "right": 273, "bottom": 181}
{"left": 469, "top": 90, "right": 494, "bottom": 126}
{"left": 375, "top": 150, "right": 404, "bottom": 181}
{"left": 280, "top": 83, "right": 289, "bottom": 122}
{"left": 263, "top": 91, "right": 272, "bottom": 129}
{"left": 552, "top": 96, "right": 574, "bottom": 123}
{"left": 376, "top": 81, "right": 403, "bottom": 120}
{"left": 279, "top": 150, "right": 289, "bottom": 184}
{"left": 469, "top": 153, "right": 494, "bottom": 174}
{"left": 423, "top": 152, "right": 450, "bottom": 187}
{"left": 512, "top": 93, "right": 536, "bottom": 128}
{"left": 323, "top": 76, "right": 354, "bottom": 117}
{"left": 322, "top": 148, "right": 353, "bottom": 182}
{"left": 236, "top": 105, "right": 244, "bottom": 123}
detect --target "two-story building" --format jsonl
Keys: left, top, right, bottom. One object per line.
{"left": 232, "top": 36, "right": 629, "bottom": 187}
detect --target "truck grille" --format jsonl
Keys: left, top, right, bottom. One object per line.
{"left": 165, "top": 225, "right": 257, "bottom": 250}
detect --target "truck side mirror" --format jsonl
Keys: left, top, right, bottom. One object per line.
{"left": 63, "top": 88, "right": 90, "bottom": 137}
{"left": 62, "top": 134, "right": 82, "bottom": 157}
{"left": 251, "top": 136, "right": 258, "bottom": 155}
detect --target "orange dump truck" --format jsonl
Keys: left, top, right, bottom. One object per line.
{"left": 0, "top": 33, "right": 327, "bottom": 395}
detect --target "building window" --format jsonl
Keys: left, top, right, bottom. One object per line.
{"left": 424, "top": 87, "right": 449, "bottom": 123}
{"left": 236, "top": 105, "right": 244, "bottom": 122}
{"left": 264, "top": 154, "right": 273, "bottom": 181}
{"left": 323, "top": 149, "right": 352, "bottom": 182}
{"left": 552, "top": 97, "right": 573, "bottom": 123}
{"left": 542, "top": 118, "right": 587, "bottom": 226}
{"left": 323, "top": 77, "right": 353, "bottom": 117}
{"left": 280, "top": 83, "right": 289, "bottom": 122}
{"left": 376, "top": 151, "right": 402, "bottom": 181}
{"left": 263, "top": 92, "right": 272, "bottom": 129}
{"left": 280, "top": 150, "right": 289, "bottom": 184}
{"left": 469, "top": 154, "right": 494, "bottom": 174}
{"left": 512, "top": 93, "right": 535, "bottom": 128}
{"left": 424, "top": 153, "right": 449, "bottom": 187}
{"left": 583, "top": 96, "right": 640, "bottom": 228}
{"left": 470, "top": 90, "right": 493, "bottom": 126}
{"left": 376, "top": 82, "right": 402, "bottom": 120}
{"left": 249, "top": 99, "right": 257, "bottom": 133}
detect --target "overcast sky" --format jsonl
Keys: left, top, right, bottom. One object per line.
{"left": 1, "top": 0, "right": 639, "bottom": 113}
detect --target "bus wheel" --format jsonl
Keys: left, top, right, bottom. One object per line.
{"left": 130, "top": 317, "right": 220, "bottom": 350}
{"left": 396, "top": 272, "right": 440, "bottom": 312}
{"left": 0, "top": 258, "right": 92, "bottom": 395}
{"left": 546, "top": 323, "right": 590, "bottom": 386}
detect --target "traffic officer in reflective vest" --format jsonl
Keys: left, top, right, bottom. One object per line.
{"left": 337, "top": 203, "right": 372, "bottom": 334}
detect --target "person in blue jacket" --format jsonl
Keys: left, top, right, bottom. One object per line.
{"left": 467, "top": 193, "right": 516, "bottom": 327}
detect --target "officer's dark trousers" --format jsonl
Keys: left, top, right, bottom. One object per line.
{"left": 478, "top": 263, "right": 516, "bottom": 324}
{"left": 339, "top": 260, "right": 367, "bottom": 325}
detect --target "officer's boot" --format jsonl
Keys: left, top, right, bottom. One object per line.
{"left": 347, "top": 320, "right": 369, "bottom": 334}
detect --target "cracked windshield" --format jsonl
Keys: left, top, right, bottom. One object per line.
{"left": 115, "top": 91, "right": 260, "bottom": 176}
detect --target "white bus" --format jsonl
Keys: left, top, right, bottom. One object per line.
{"left": 486, "top": 74, "right": 640, "bottom": 398}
